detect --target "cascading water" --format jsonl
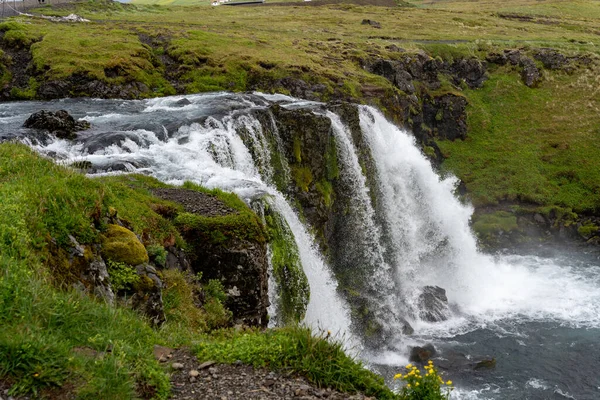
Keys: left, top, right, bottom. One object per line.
{"left": 3, "top": 93, "right": 600, "bottom": 399}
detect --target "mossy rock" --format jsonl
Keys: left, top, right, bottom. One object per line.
{"left": 101, "top": 224, "right": 149, "bottom": 265}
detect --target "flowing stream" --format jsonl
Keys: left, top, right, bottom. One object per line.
{"left": 2, "top": 93, "right": 600, "bottom": 399}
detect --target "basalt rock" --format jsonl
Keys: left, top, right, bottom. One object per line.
{"left": 47, "top": 236, "right": 115, "bottom": 305}
{"left": 409, "top": 344, "right": 437, "bottom": 363}
{"left": 131, "top": 263, "right": 166, "bottom": 326}
{"left": 421, "top": 94, "right": 468, "bottom": 141}
{"left": 418, "top": 286, "right": 450, "bottom": 322}
{"left": 520, "top": 57, "right": 543, "bottom": 88}
{"left": 159, "top": 188, "right": 270, "bottom": 328}
{"left": 23, "top": 109, "right": 90, "bottom": 140}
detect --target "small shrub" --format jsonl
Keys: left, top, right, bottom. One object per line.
{"left": 394, "top": 362, "right": 453, "bottom": 400}
{"left": 146, "top": 244, "right": 167, "bottom": 267}
{"left": 106, "top": 260, "right": 140, "bottom": 292}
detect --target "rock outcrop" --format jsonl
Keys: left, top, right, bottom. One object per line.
{"left": 23, "top": 110, "right": 90, "bottom": 140}
{"left": 155, "top": 188, "right": 270, "bottom": 328}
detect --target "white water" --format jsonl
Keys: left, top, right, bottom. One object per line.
{"left": 10, "top": 93, "right": 600, "bottom": 398}
{"left": 31, "top": 97, "right": 354, "bottom": 344}
{"left": 357, "top": 106, "right": 600, "bottom": 338}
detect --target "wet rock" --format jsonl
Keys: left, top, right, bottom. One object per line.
{"left": 22, "top": 109, "right": 90, "bottom": 140}
{"left": 520, "top": 57, "right": 543, "bottom": 87}
{"left": 409, "top": 344, "right": 437, "bottom": 363}
{"left": 436, "top": 351, "right": 497, "bottom": 373}
{"left": 175, "top": 98, "right": 192, "bottom": 106}
{"left": 474, "top": 358, "right": 497, "bottom": 370}
{"left": 418, "top": 286, "right": 450, "bottom": 322}
{"left": 361, "top": 19, "right": 381, "bottom": 29}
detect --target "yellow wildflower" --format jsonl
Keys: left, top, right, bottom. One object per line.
{"left": 393, "top": 373, "right": 402, "bottom": 380}
{"left": 406, "top": 364, "right": 413, "bottom": 369}
{"left": 416, "top": 382, "right": 420, "bottom": 386}
{"left": 407, "top": 383, "right": 411, "bottom": 388}
{"left": 428, "top": 360, "right": 434, "bottom": 364}
{"left": 446, "top": 380, "right": 453, "bottom": 385}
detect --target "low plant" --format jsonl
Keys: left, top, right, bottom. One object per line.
{"left": 394, "top": 361, "right": 453, "bottom": 400}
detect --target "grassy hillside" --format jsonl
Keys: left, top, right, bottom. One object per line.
{"left": 4, "top": 0, "right": 597, "bottom": 219}
{"left": 0, "top": 143, "right": 395, "bottom": 398}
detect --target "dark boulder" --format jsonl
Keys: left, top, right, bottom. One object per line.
{"left": 504, "top": 49, "right": 523, "bottom": 65}
{"left": 520, "top": 57, "right": 543, "bottom": 87}
{"left": 486, "top": 52, "right": 508, "bottom": 65}
{"left": 361, "top": 19, "right": 381, "bottom": 29}
{"left": 23, "top": 109, "right": 90, "bottom": 140}
{"left": 450, "top": 58, "right": 487, "bottom": 89}
{"left": 418, "top": 285, "right": 450, "bottom": 322}
{"left": 436, "top": 350, "right": 497, "bottom": 372}
{"left": 409, "top": 344, "right": 437, "bottom": 363}
{"left": 534, "top": 48, "right": 568, "bottom": 70}
{"left": 131, "top": 263, "right": 166, "bottom": 327}
{"left": 422, "top": 94, "right": 468, "bottom": 141}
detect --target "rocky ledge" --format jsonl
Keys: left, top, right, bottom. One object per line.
{"left": 166, "top": 349, "right": 374, "bottom": 400}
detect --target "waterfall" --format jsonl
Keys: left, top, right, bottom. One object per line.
{"left": 8, "top": 93, "right": 600, "bottom": 399}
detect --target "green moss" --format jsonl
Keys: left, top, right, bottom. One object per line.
{"left": 291, "top": 166, "right": 313, "bottom": 193}
{"left": 578, "top": 223, "right": 598, "bottom": 239}
{"left": 101, "top": 224, "right": 149, "bottom": 265}
{"left": 265, "top": 208, "right": 309, "bottom": 325}
{"left": 10, "top": 78, "right": 40, "bottom": 100}
{"left": 106, "top": 260, "right": 141, "bottom": 292}
{"left": 173, "top": 184, "right": 267, "bottom": 246}
{"left": 472, "top": 211, "right": 519, "bottom": 238}
{"left": 293, "top": 136, "right": 303, "bottom": 163}
{"left": 315, "top": 180, "right": 334, "bottom": 208}
{"left": 326, "top": 135, "right": 340, "bottom": 181}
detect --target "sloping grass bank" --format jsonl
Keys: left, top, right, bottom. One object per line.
{"left": 0, "top": 142, "right": 398, "bottom": 398}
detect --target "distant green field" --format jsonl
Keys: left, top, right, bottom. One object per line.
{"left": 8, "top": 0, "right": 600, "bottom": 212}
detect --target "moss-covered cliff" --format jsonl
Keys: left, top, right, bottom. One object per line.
{"left": 0, "top": 142, "right": 397, "bottom": 398}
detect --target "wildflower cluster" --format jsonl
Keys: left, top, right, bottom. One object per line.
{"left": 394, "top": 361, "right": 453, "bottom": 400}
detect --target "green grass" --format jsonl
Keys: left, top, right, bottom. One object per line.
{"left": 0, "top": 143, "right": 402, "bottom": 398}
{"left": 196, "top": 327, "right": 397, "bottom": 399}
{"left": 438, "top": 66, "right": 600, "bottom": 213}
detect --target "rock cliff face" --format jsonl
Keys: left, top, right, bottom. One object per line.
{"left": 44, "top": 180, "right": 270, "bottom": 329}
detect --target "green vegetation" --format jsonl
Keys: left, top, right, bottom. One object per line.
{"left": 265, "top": 207, "right": 309, "bottom": 324}
{"left": 439, "top": 67, "right": 600, "bottom": 213}
{"left": 471, "top": 210, "right": 519, "bottom": 245}
{"left": 1, "top": 143, "right": 399, "bottom": 398}
{"left": 394, "top": 362, "right": 453, "bottom": 400}
{"left": 173, "top": 182, "right": 267, "bottom": 246}
{"left": 101, "top": 224, "right": 149, "bottom": 266}
{"left": 196, "top": 327, "right": 396, "bottom": 399}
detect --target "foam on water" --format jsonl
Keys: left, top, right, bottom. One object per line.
{"left": 358, "top": 106, "right": 600, "bottom": 335}
{"left": 29, "top": 99, "right": 355, "bottom": 348}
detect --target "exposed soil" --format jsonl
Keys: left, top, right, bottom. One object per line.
{"left": 167, "top": 348, "right": 374, "bottom": 400}
{"left": 152, "top": 188, "right": 238, "bottom": 217}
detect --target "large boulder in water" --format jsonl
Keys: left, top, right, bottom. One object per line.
{"left": 409, "top": 344, "right": 437, "bottom": 363}
{"left": 418, "top": 286, "right": 450, "bottom": 322}
{"left": 23, "top": 109, "right": 90, "bottom": 140}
